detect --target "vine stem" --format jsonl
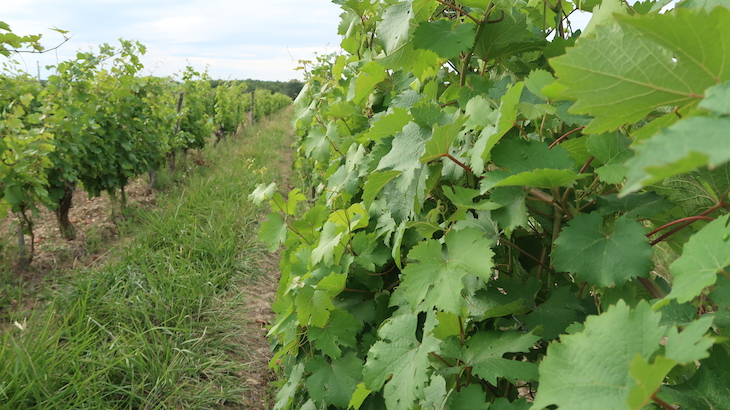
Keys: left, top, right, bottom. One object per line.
{"left": 459, "top": 3, "right": 499, "bottom": 86}
{"left": 445, "top": 153, "right": 476, "bottom": 176}
{"left": 648, "top": 201, "right": 728, "bottom": 246}
{"left": 435, "top": 0, "right": 480, "bottom": 24}
{"left": 429, "top": 352, "right": 454, "bottom": 367}
{"left": 652, "top": 392, "right": 676, "bottom": 410}
{"left": 646, "top": 216, "right": 716, "bottom": 238}
{"left": 500, "top": 237, "right": 557, "bottom": 275}
{"left": 638, "top": 277, "right": 666, "bottom": 299}
{"left": 548, "top": 126, "right": 585, "bottom": 149}
{"left": 343, "top": 287, "right": 373, "bottom": 294}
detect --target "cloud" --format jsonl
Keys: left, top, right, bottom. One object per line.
{"left": 2, "top": 0, "right": 344, "bottom": 80}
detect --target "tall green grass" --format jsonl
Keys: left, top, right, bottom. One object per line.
{"left": 0, "top": 107, "right": 295, "bottom": 409}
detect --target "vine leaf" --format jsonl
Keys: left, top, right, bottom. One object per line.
{"left": 699, "top": 81, "right": 730, "bottom": 114}
{"left": 493, "top": 168, "right": 587, "bottom": 188}
{"left": 305, "top": 352, "right": 363, "bottom": 408}
{"left": 249, "top": 182, "right": 276, "bottom": 204}
{"left": 552, "top": 213, "right": 653, "bottom": 287}
{"left": 596, "top": 192, "right": 673, "bottom": 219}
{"left": 661, "top": 215, "right": 730, "bottom": 305}
{"left": 358, "top": 108, "right": 412, "bottom": 143}
{"left": 447, "top": 385, "right": 491, "bottom": 409}
{"left": 492, "top": 139, "right": 573, "bottom": 173}
{"left": 533, "top": 301, "right": 666, "bottom": 410}
{"left": 587, "top": 132, "right": 632, "bottom": 185}
{"left": 413, "top": 20, "right": 475, "bottom": 59}
{"left": 623, "top": 117, "right": 730, "bottom": 194}
{"left": 550, "top": 7, "right": 730, "bottom": 133}
{"left": 665, "top": 315, "right": 714, "bottom": 364}
{"left": 258, "top": 212, "right": 287, "bottom": 252}
{"left": 461, "top": 331, "right": 541, "bottom": 385}
{"left": 523, "top": 286, "right": 585, "bottom": 340}
{"left": 354, "top": 62, "right": 387, "bottom": 105}
{"left": 348, "top": 382, "right": 372, "bottom": 410}
{"left": 423, "top": 374, "right": 450, "bottom": 409}
{"left": 474, "top": 7, "right": 545, "bottom": 62}
{"left": 274, "top": 363, "right": 304, "bottom": 410}
{"left": 581, "top": 0, "right": 627, "bottom": 38}
{"left": 627, "top": 314, "right": 715, "bottom": 408}
{"left": 308, "top": 309, "right": 361, "bottom": 359}
{"left": 442, "top": 185, "right": 500, "bottom": 212}
{"left": 421, "top": 116, "right": 468, "bottom": 163}
{"left": 363, "top": 312, "right": 440, "bottom": 410}
{"left": 659, "top": 346, "right": 730, "bottom": 409}
{"left": 375, "top": 0, "right": 413, "bottom": 55}
{"left": 295, "top": 285, "right": 336, "bottom": 327}
{"left": 311, "top": 221, "right": 344, "bottom": 266}
{"left": 363, "top": 170, "right": 402, "bottom": 208}
{"left": 468, "top": 82, "right": 524, "bottom": 175}
{"left": 627, "top": 355, "right": 677, "bottom": 410}
{"left": 395, "top": 227, "right": 494, "bottom": 313}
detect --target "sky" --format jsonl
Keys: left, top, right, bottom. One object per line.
{"left": 1, "top": 0, "right": 345, "bottom": 81}
{"left": 2, "top": 1, "right": 668, "bottom": 82}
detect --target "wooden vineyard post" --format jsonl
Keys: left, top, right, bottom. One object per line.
{"left": 248, "top": 91, "right": 255, "bottom": 125}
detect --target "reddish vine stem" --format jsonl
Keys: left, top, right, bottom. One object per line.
{"left": 638, "top": 277, "right": 666, "bottom": 299}
{"left": 367, "top": 264, "right": 397, "bottom": 276}
{"left": 649, "top": 201, "right": 728, "bottom": 246}
{"left": 548, "top": 126, "right": 585, "bottom": 149}
{"left": 343, "top": 287, "right": 373, "bottom": 294}
{"left": 578, "top": 156, "right": 595, "bottom": 174}
{"left": 445, "top": 153, "right": 476, "bottom": 176}
{"left": 646, "top": 216, "right": 716, "bottom": 238}
{"left": 429, "top": 352, "right": 454, "bottom": 367}
{"left": 651, "top": 392, "right": 676, "bottom": 410}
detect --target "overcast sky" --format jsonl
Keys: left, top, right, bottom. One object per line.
{"left": 1, "top": 0, "right": 344, "bottom": 81}
{"left": 1, "top": 1, "right": 626, "bottom": 82}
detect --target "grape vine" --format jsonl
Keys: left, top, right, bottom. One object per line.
{"left": 1, "top": 37, "right": 292, "bottom": 265}
{"left": 255, "top": 1, "right": 730, "bottom": 409}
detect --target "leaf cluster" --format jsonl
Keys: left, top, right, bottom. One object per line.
{"left": 257, "top": 0, "right": 730, "bottom": 409}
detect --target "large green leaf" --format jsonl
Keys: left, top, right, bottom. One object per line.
{"left": 354, "top": 62, "right": 387, "bottom": 105}
{"left": 358, "top": 108, "right": 413, "bottom": 143}
{"left": 623, "top": 117, "right": 730, "bottom": 193}
{"left": 461, "top": 331, "right": 541, "bottom": 385}
{"left": 552, "top": 213, "right": 653, "bottom": 287}
{"left": 493, "top": 168, "right": 586, "bottom": 188}
{"left": 550, "top": 7, "right": 730, "bottom": 133}
{"left": 305, "top": 353, "right": 363, "bottom": 408}
{"left": 491, "top": 139, "right": 573, "bottom": 173}
{"left": 395, "top": 227, "right": 494, "bottom": 313}
{"left": 413, "top": 20, "right": 475, "bottom": 59}
{"left": 421, "top": 117, "right": 468, "bottom": 163}
{"left": 663, "top": 215, "right": 730, "bottom": 304}
{"left": 258, "top": 212, "right": 287, "bottom": 252}
{"left": 474, "top": 7, "right": 545, "bottom": 62}
{"left": 659, "top": 345, "right": 730, "bottom": 409}
{"left": 363, "top": 312, "right": 440, "bottom": 410}
{"left": 533, "top": 301, "right": 666, "bottom": 410}
{"left": 308, "top": 309, "right": 361, "bottom": 358}
{"left": 376, "top": 1, "right": 414, "bottom": 55}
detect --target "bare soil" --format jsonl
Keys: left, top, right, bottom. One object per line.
{"left": 1, "top": 178, "right": 156, "bottom": 284}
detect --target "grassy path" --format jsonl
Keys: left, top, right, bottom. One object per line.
{"left": 0, "top": 107, "right": 295, "bottom": 409}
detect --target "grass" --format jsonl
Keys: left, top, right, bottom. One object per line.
{"left": 0, "top": 106, "right": 296, "bottom": 409}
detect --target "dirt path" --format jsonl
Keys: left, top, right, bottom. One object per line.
{"left": 236, "top": 115, "right": 296, "bottom": 408}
